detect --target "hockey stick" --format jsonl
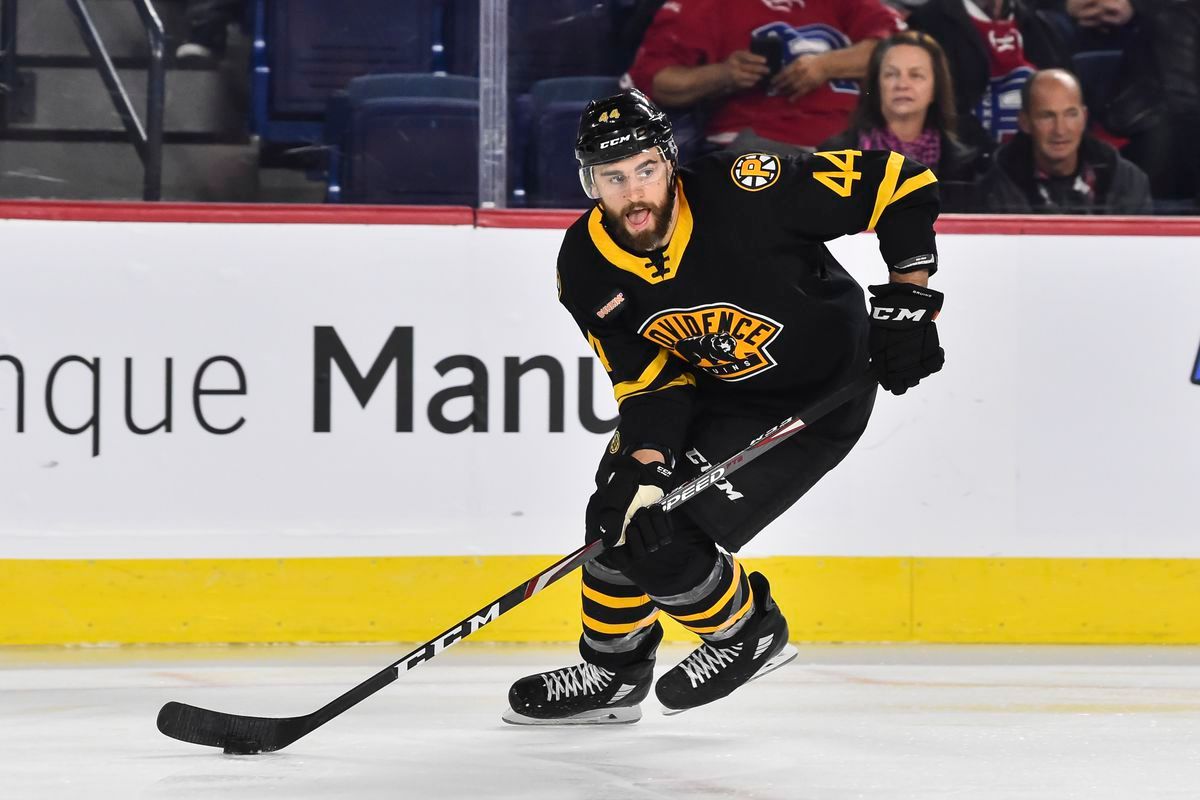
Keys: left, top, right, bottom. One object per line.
{"left": 157, "top": 371, "right": 877, "bottom": 753}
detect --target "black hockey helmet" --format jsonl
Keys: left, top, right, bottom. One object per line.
{"left": 575, "top": 89, "right": 678, "bottom": 199}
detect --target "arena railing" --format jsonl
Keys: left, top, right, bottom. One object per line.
{"left": 0, "top": 0, "right": 17, "bottom": 123}
{"left": 63, "top": 0, "right": 165, "bottom": 201}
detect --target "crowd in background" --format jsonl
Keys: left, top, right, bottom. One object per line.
{"left": 614, "top": 0, "right": 1200, "bottom": 214}
{"left": 149, "top": 0, "right": 1199, "bottom": 213}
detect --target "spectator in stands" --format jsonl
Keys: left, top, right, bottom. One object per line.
{"left": 1062, "top": 0, "right": 1200, "bottom": 204}
{"left": 176, "top": 0, "right": 246, "bottom": 63}
{"left": 906, "top": 0, "right": 1071, "bottom": 154}
{"left": 977, "top": 69, "right": 1151, "bottom": 213}
{"left": 820, "top": 32, "right": 982, "bottom": 185}
{"left": 623, "top": 0, "right": 903, "bottom": 151}
{"left": 1062, "top": 0, "right": 1135, "bottom": 32}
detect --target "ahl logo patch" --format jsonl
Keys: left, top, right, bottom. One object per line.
{"left": 639, "top": 302, "right": 784, "bottom": 381}
{"left": 730, "top": 153, "right": 781, "bottom": 192}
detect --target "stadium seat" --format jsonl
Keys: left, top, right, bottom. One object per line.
{"left": 448, "top": 0, "right": 621, "bottom": 92}
{"left": 326, "top": 74, "right": 480, "bottom": 205}
{"left": 525, "top": 77, "right": 621, "bottom": 208}
{"left": 1072, "top": 50, "right": 1123, "bottom": 114}
{"left": 253, "top": 0, "right": 443, "bottom": 142}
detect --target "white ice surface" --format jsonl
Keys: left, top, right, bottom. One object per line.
{"left": 2, "top": 644, "right": 1200, "bottom": 799}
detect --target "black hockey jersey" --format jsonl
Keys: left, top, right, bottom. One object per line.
{"left": 556, "top": 148, "right": 940, "bottom": 458}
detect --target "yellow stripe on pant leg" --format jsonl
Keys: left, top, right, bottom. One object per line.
{"left": 580, "top": 581, "right": 651, "bottom": 609}
{"left": 676, "top": 592, "right": 754, "bottom": 635}
{"left": 669, "top": 559, "right": 743, "bottom": 623}
{"left": 582, "top": 609, "right": 660, "bottom": 636}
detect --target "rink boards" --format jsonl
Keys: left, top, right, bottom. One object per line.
{"left": 4, "top": 555, "right": 1200, "bottom": 645}
{"left": 1, "top": 209, "right": 1198, "bottom": 645}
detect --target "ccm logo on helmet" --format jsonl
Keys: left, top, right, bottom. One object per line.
{"left": 871, "top": 307, "right": 927, "bottom": 322}
{"left": 599, "top": 134, "right": 633, "bottom": 150}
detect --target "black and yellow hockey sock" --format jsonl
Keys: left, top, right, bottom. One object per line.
{"left": 579, "top": 558, "right": 663, "bottom": 669}
{"left": 651, "top": 552, "right": 755, "bottom": 643}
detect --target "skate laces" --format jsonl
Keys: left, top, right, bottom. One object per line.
{"left": 679, "top": 642, "right": 742, "bottom": 688}
{"left": 542, "top": 662, "right": 614, "bottom": 701}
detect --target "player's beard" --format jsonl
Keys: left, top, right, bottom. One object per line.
{"left": 603, "top": 191, "right": 674, "bottom": 253}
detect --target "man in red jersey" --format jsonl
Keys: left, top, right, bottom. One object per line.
{"left": 624, "top": 0, "right": 903, "bottom": 149}
{"left": 906, "top": 0, "right": 1070, "bottom": 152}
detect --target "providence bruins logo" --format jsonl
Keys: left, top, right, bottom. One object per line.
{"left": 675, "top": 333, "right": 738, "bottom": 365}
{"left": 730, "top": 153, "right": 780, "bottom": 192}
{"left": 639, "top": 303, "right": 784, "bottom": 381}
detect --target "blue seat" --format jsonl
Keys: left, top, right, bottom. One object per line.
{"left": 524, "top": 77, "right": 621, "bottom": 208}
{"left": 1072, "top": 50, "right": 1123, "bottom": 114}
{"left": 448, "top": 0, "right": 620, "bottom": 92}
{"left": 443, "top": 0, "right": 479, "bottom": 77}
{"left": 510, "top": 1, "right": 619, "bottom": 93}
{"left": 253, "top": 0, "right": 442, "bottom": 142}
{"left": 326, "top": 74, "right": 480, "bottom": 205}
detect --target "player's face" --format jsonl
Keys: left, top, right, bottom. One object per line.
{"left": 879, "top": 45, "right": 935, "bottom": 127}
{"left": 1021, "top": 76, "right": 1087, "bottom": 171}
{"left": 594, "top": 150, "right": 674, "bottom": 252}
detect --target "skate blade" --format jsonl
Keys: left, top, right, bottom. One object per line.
{"left": 501, "top": 705, "right": 642, "bottom": 726}
{"left": 752, "top": 642, "right": 799, "bottom": 681}
{"left": 661, "top": 644, "right": 800, "bottom": 716}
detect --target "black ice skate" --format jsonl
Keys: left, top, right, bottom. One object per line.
{"left": 655, "top": 572, "right": 797, "bottom": 715}
{"left": 503, "top": 658, "right": 654, "bottom": 725}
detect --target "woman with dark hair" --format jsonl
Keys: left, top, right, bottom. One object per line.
{"left": 820, "top": 32, "right": 982, "bottom": 186}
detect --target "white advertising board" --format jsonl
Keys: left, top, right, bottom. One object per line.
{"left": 1, "top": 219, "right": 1197, "bottom": 558}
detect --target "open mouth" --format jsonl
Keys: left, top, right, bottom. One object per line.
{"left": 626, "top": 208, "right": 651, "bottom": 230}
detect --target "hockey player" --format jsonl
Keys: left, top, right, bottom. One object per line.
{"left": 504, "top": 90, "right": 944, "bottom": 724}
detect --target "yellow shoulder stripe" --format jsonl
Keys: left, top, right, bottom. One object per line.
{"left": 888, "top": 168, "right": 938, "bottom": 208}
{"left": 867, "top": 152, "right": 938, "bottom": 232}
{"left": 867, "top": 151, "right": 905, "bottom": 232}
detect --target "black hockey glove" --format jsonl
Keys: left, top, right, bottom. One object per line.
{"left": 867, "top": 283, "right": 945, "bottom": 395}
{"left": 585, "top": 455, "right": 674, "bottom": 559}
{"left": 623, "top": 506, "right": 674, "bottom": 561}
